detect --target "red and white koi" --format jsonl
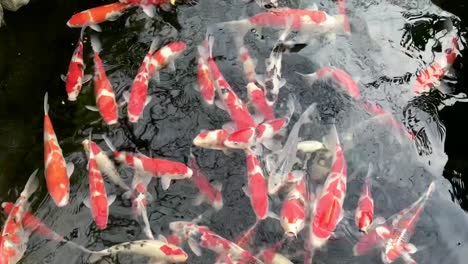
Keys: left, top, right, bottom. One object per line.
{"left": 148, "top": 42, "right": 187, "bottom": 79}
{"left": 189, "top": 155, "right": 223, "bottom": 211}
{"left": 280, "top": 177, "right": 307, "bottom": 237}
{"left": 309, "top": 125, "right": 347, "bottom": 249}
{"left": 89, "top": 36, "right": 119, "bottom": 125}
{"left": 299, "top": 66, "right": 360, "bottom": 99}
{"left": 0, "top": 169, "right": 39, "bottom": 264}
{"left": 133, "top": 177, "right": 155, "bottom": 240}
{"left": 66, "top": 2, "right": 131, "bottom": 32}
{"left": 83, "top": 140, "right": 115, "bottom": 230}
{"left": 412, "top": 36, "right": 460, "bottom": 94}
{"left": 196, "top": 41, "right": 216, "bottom": 105}
{"left": 355, "top": 163, "right": 374, "bottom": 233}
{"left": 337, "top": 0, "right": 351, "bottom": 34}
{"left": 119, "top": 0, "right": 175, "bottom": 17}
{"left": 87, "top": 239, "right": 188, "bottom": 263}
{"left": 125, "top": 38, "right": 159, "bottom": 123}
{"left": 193, "top": 129, "right": 230, "bottom": 152}
{"left": 169, "top": 221, "right": 263, "bottom": 263}
{"left": 267, "top": 103, "right": 317, "bottom": 194}
{"left": 62, "top": 28, "right": 92, "bottom": 101}
{"left": 103, "top": 136, "right": 192, "bottom": 190}
{"left": 247, "top": 82, "right": 275, "bottom": 121}
{"left": 82, "top": 139, "right": 131, "bottom": 191}
{"left": 244, "top": 152, "right": 269, "bottom": 220}
{"left": 207, "top": 37, "right": 257, "bottom": 130}
{"left": 1, "top": 202, "right": 64, "bottom": 242}
{"left": 43, "top": 93, "right": 74, "bottom": 207}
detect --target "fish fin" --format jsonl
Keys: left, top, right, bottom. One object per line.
{"left": 83, "top": 74, "right": 93, "bottom": 84}
{"left": 144, "top": 96, "right": 152, "bottom": 106}
{"left": 213, "top": 182, "right": 223, "bottom": 192}
{"left": 267, "top": 211, "right": 280, "bottom": 221}
{"left": 193, "top": 193, "right": 206, "bottom": 206}
{"left": 296, "top": 72, "right": 319, "bottom": 84}
{"left": 157, "top": 234, "right": 168, "bottom": 243}
{"left": 102, "top": 135, "right": 116, "bottom": 152}
{"left": 222, "top": 122, "right": 237, "bottom": 133}
{"left": 375, "top": 226, "right": 390, "bottom": 238}
{"left": 249, "top": 144, "right": 264, "bottom": 156}
{"left": 188, "top": 238, "right": 202, "bottom": 256}
{"left": 255, "top": 74, "right": 266, "bottom": 86}
{"left": 261, "top": 138, "right": 282, "bottom": 151}
{"left": 44, "top": 92, "right": 49, "bottom": 114}
{"left": 122, "top": 91, "right": 131, "bottom": 103}
{"left": 23, "top": 169, "right": 40, "bottom": 198}
{"left": 83, "top": 197, "right": 91, "bottom": 208}
{"left": 168, "top": 61, "right": 176, "bottom": 72}
{"left": 107, "top": 194, "right": 117, "bottom": 206}
{"left": 214, "top": 99, "right": 227, "bottom": 111}
{"left": 161, "top": 176, "right": 171, "bottom": 190}
{"left": 141, "top": 5, "right": 156, "bottom": 18}
{"left": 122, "top": 190, "right": 132, "bottom": 200}
{"left": 90, "top": 35, "right": 102, "bottom": 53}
{"left": 279, "top": 78, "right": 287, "bottom": 88}
{"left": 151, "top": 71, "right": 160, "bottom": 83}
{"left": 405, "top": 243, "right": 418, "bottom": 254}
{"left": 89, "top": 24, "right": 102, "bottom": 32}
{"left": 242, "top": 186, "right": 250, "bottom": 198}
{"left": 60, "top": 74, "right": 67, "bottom": 82}
{"left": 85, "top": 105, "right": 99, "bottom": 112}
{"left": 66, "top": 163, "right": 75, "bottom": 178}
{"left": 88, "top": 251, "right": 109, "bottom": 263}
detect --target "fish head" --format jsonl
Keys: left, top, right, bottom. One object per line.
{"left": 67, "top": 90, "right": 79, "bottom": 101}
{"left": 224, "top": 127, "right": 256, "bottom": 149}
{"left": 357, "top": 212, "right": 373, "bottom": 233}
{"left": 193, "top": 130, "right": 226, "bottom": 149}
{"left": 282, "top": 219, "right": 304, "bottom": 238}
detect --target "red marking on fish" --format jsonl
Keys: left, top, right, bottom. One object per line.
{"left": 224, "top": 127, "right": 256, "bottom": 150}
{"left": 197, "top": 42, "right": 215, "bottom": 105}
{"left": 315, "top": 67, "right": 360, "bottom": 99}
{"left": 189, "top": 156, "right": 223, "bottom": 210}
{"left": 247, "top": 82, "right": 275, "bottom": 121}
{"left": 280, "top": 179, "right": 306, "bottom": 237}
{"left": 65, "top": 32, "right": 86, "bottom": 101}
{"left": 355, "top": 177, "right": 374, "bottom": 233}
{"left": 239, "top": 46, "right": 257, "bottom": 83}
{"left": 66, "top": 2, "right": 131, "bottom": 28}
{"left": 148, "top": 42, "right": 186, "bottom": 75}
{"left": 128, "top": 48, "right": 154, "bottom": 123}
{"left": 245, "top": 152, "right": 268, "bottom": 220}
{"left": 248, "top": 8, "right": 329, "bottom": 30}
{"left": 193, "top": 129, "right": 230, "bottom": 151}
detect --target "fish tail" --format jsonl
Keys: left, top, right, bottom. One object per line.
{"left": 102, "top": 135, "right": 116, "bottom": 152}
{"left": 149, "top": 36, "right": 160, "bottom": 54}
{"left": 23, "top": 169, "right": 40, "bottom": 198}
{"left": 207, "top": 35, "right": 215, "bottom": 59}
{"left": 79, "top": 27, "right": 86, "bottom": 41}
{"left": 44, "top": 92, "right": 49, "bottom": 114}
{"left": 90, "top": 35, "right": 102, "bottom": 54}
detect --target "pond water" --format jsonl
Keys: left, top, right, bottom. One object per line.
{"left": 1, "top": 0, "right": 468, "bottom": 263}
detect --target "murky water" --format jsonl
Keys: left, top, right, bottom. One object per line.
{"left": 1, "top": 0, "right": 468, "bottom": 263}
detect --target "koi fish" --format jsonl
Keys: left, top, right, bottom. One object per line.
{"left": 83, "top": 139, "right": 115, "bottom": 229}
{"left": 247, "top": 82, "right": 275, "bottom": 121}
{"left": 207, "top": 36, "right": 257, "bottom": 130}
{"left": 298, "top": 66, "right": 360, "bottom": 99}
{"left": 244, "top": 152, "right": 269, "bottom": 220}
{"left": 0, "top": 169, "right": 39, "bottom": 264}
{"left": 103, "top": 136, "right": 192, "bottom": 190}
{"left": 133, "top": 180, "right": 155, "bottom": 240}
{"left": 267, "top": 103, "right": 317, "bottom": 194}
{"left": 355, "top": 163, "right": 374, "bottom": 233}
{"left": 412, "top": 36, "right": 460, "bottom": 94}
{"left": 309, "top": 125, "right": 347, "bottom": 249}
{"left": 196, "top": 41, "right": 216, "bottom": 105}
{"left": 148, "top": 42, "right": 187, "bottom": 80}
{"left": 189, "top": 154, "right": 223, "bottom": 211}
{"left": 61, "top": 28, "right": 92, "bottom": 101}
{"left": 280, "top": 177, "right": 307, "bottom": 237}
{"left": 88, "top": 36, "right": 119, "bottom": 125}
{"left": 43, "top": 93, "right": 74, "bottom": 207}
{"left": 125, "top": 38, "right": 159, "bottom": 123}
{"left": 66, "top": 2, "right": 132, "bottom": 32}
{"left": 377, "top": 182, "right": 436, "bottom": 264}
{"left": 258, "top": 241, "right": 293, "bottom": 264}
{"left": 87, "top": 239, "right": 188, "bottom": 263}
{"left": 82, "top": 139, "right": 131, "bottom": 191}
{"left": 1, "top": 202, "right": 64, "bottom": 242}
{"left": 193, "top": 129, "right": 230, "bottom": 152}
{"left": 169, "top": 221, "right": 264, "bottom": 264}
{"left": 337, "top": 0, "right": 351, "bottom": 34}
{"left": 119, "top": 0, "right": 175, "bottom": 17}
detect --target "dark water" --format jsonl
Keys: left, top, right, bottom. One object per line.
{"left": 1, "top": 0, "right": 468, "bottom": 263}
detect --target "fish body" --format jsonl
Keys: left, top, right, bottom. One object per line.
{"left": 127, "top": 39, "right": 159, "bottom": 123}
{"left": 148, "top": 42, "right": 186, "bottom": 75}
{"left": 247, "top": 82, "right": 275, "bottom": 121}
{"left": 355, "top": 164, "right": 374, "bottom": 233}
{"left": 169, "top": 222, "right": 263, "bottom": 264}
{"left": 309, "top": 126, "right": 347, "bottom": 249}
{"left": 85, "top": 140, "right": 111, "bottom": 229}
{"left": 245, "top": 152, "right": 269, "bottom": 220}
{"left": 64, "top": 29, "right": 90, "bottom": 101}
{"left": 224, "top": 127, "right": 256, "bottom": 150}
{"left": 189, "top": 155, "right": 223, "bottom": 211}
{"left": 239, "top": 46, "right": 257, "bottom": 83}
{"left": 196, "top": 42, "right": 216, "bottom": 105}
{"left": 82, "top": 139, "right": 130, "bottom": 191}
{"left": 90, "top": 36, "right": 119, "bottom": 125}
{"left": 412, "top": 36, "right": 460, "bottom": 94}
{"left": 301, "top": 67, "right": 360, "bottom": 99}
{"left": 66, "top": 2, "right": 131, "bottom": 30}
{"left": 193, "top": 129, "right": 230, "bottom": 151}
{"left": 88, "top": 239, "right": 188, "bottom": 263}
{"left": 280, "top": 178, "right": 306, "bottom": 237}
{"left": 43, "top": 93, "right": 73, "bottom": 207}
{"left": 0, "top": 170, "right": 39, "bottom": 264}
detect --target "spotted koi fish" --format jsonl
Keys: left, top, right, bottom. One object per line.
{"left": 355, "top": 163, "right": 374, "bottom": 233}
{"left": 89, "top": 36, "right": 119, "bottom": 125}
{"left": 43, "top": 93, "right": 74, "bottom": 207}
{"left": 66, "top": 2, "right": 132, "bottom": 32}
{"left": 61, "top": 28, "right": 92, "bottom": 101}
